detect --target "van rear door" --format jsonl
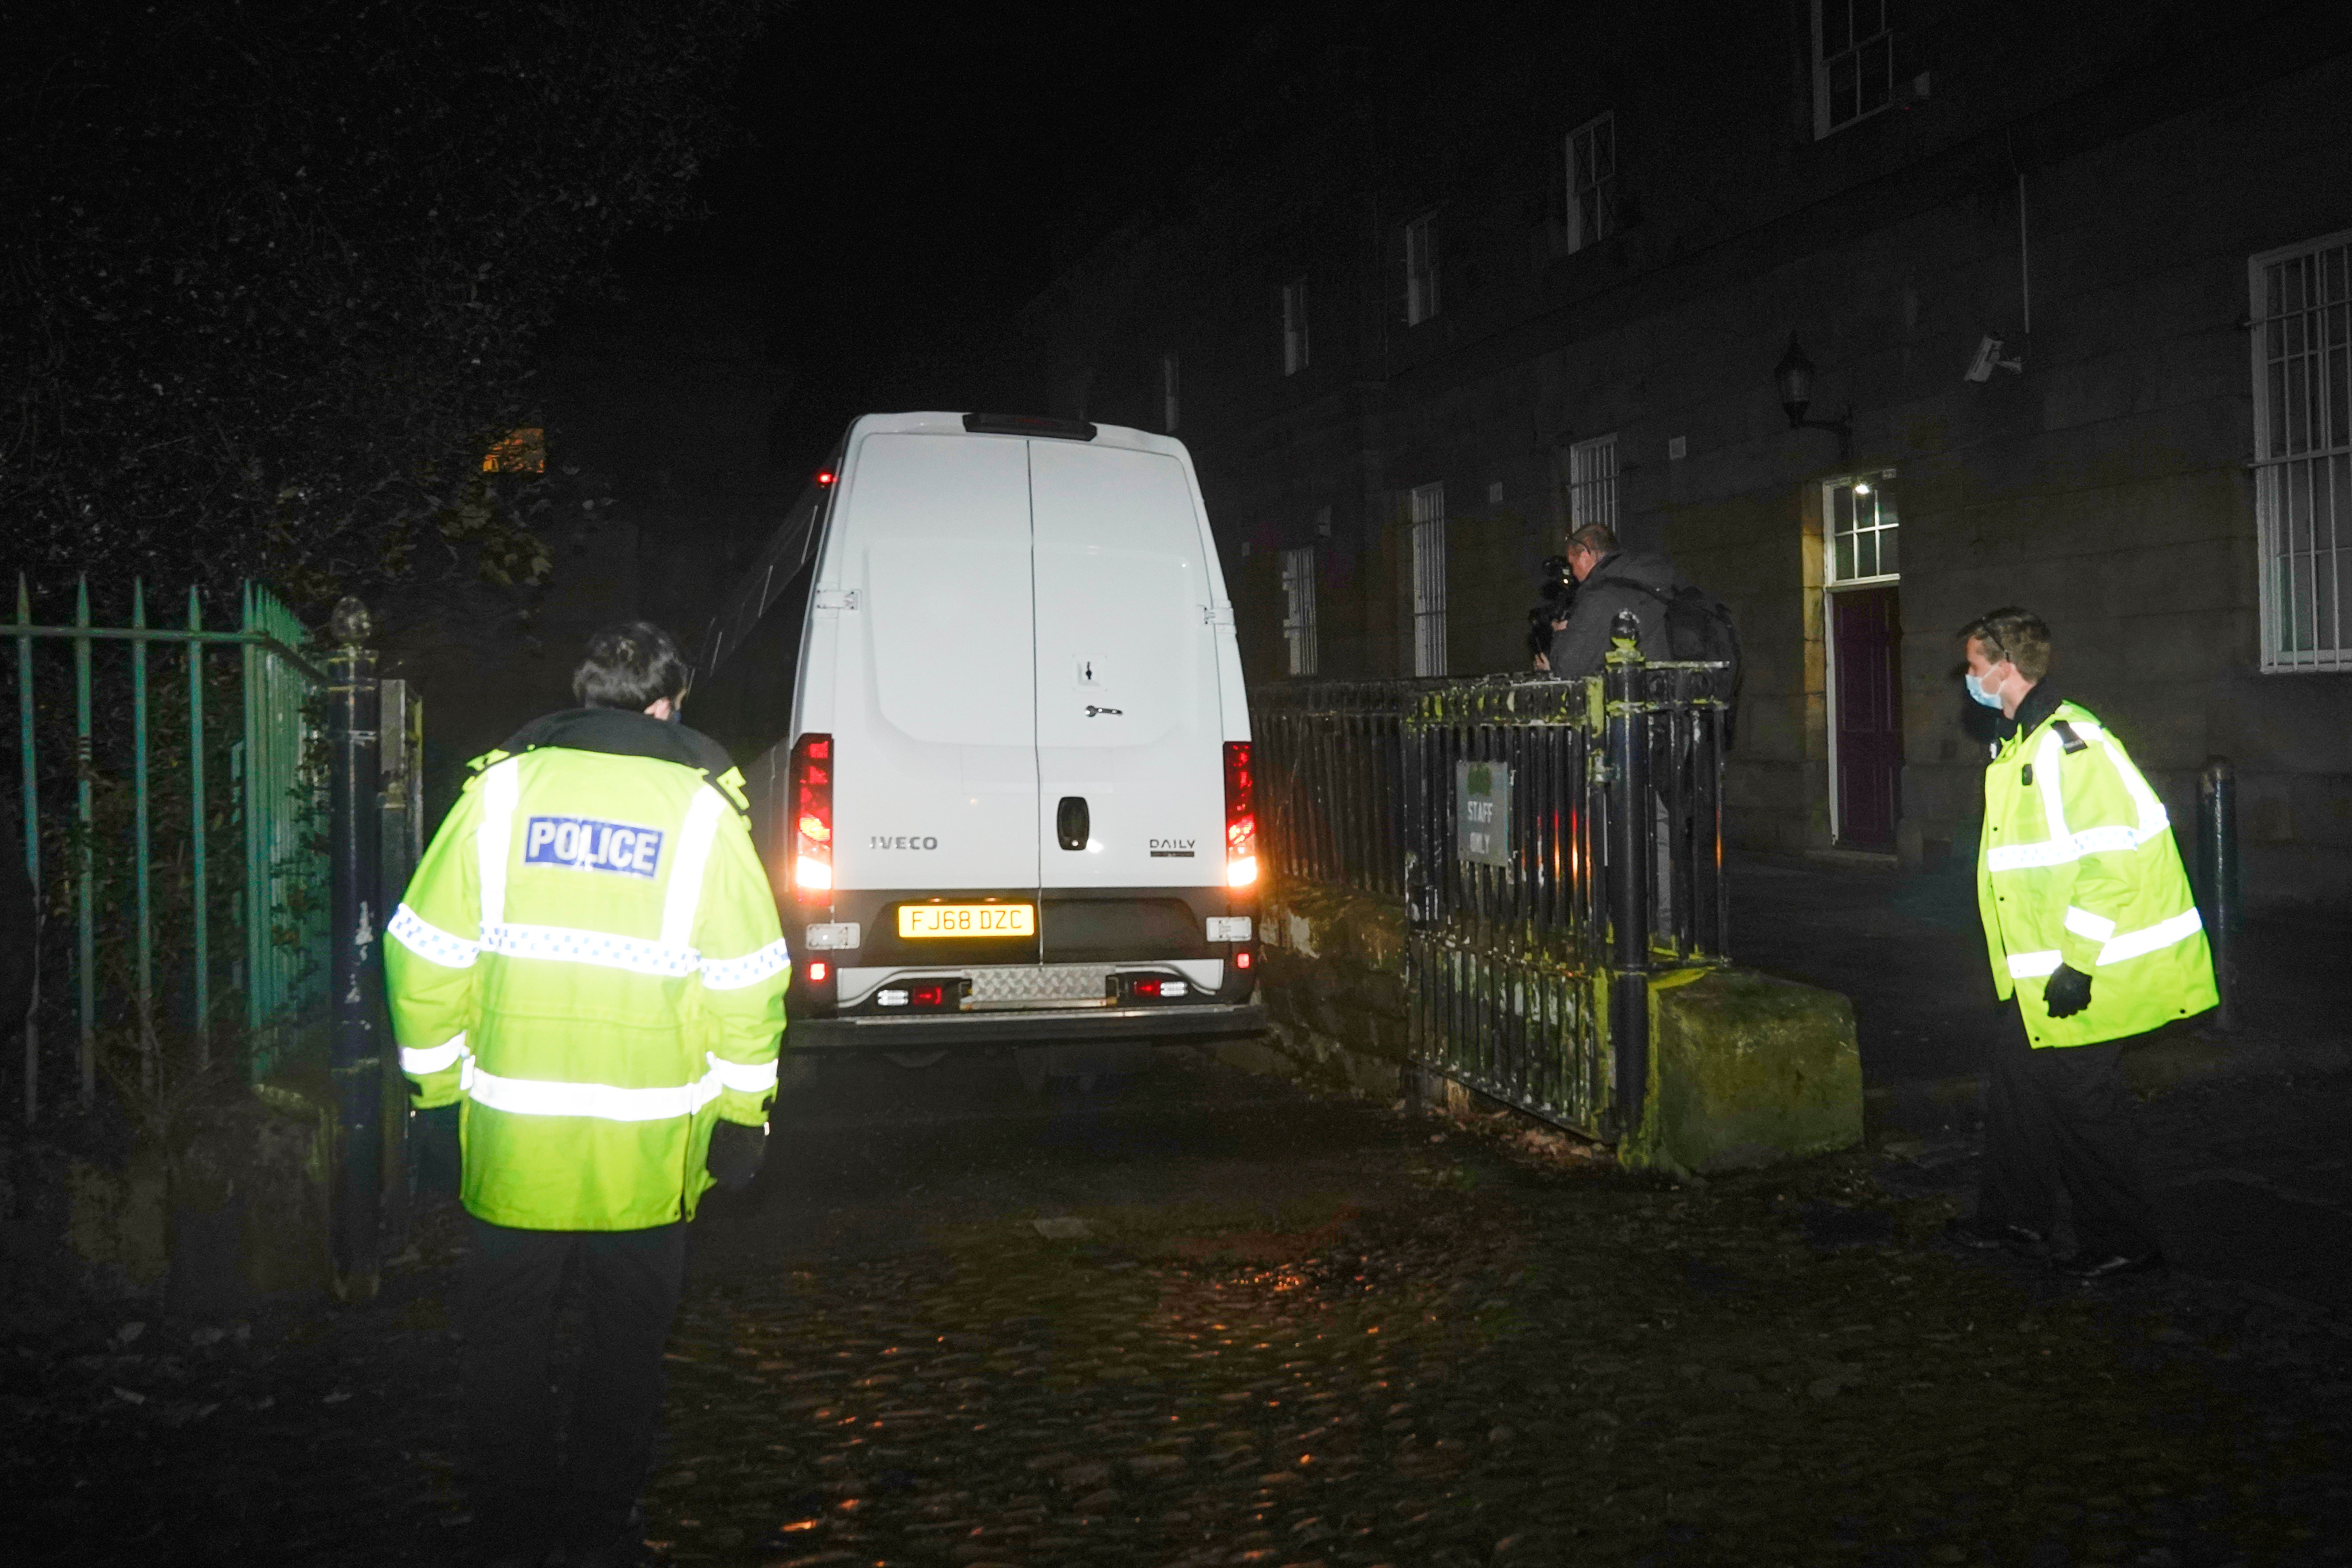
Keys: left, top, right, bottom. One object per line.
{"left": 1029, "top": 440, "right": 1226, "bottom": 904}
{"left": 829, "top": 433, "right": 1039, "bottom": 904}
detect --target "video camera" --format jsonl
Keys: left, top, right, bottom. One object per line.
{"left": 1537, "top": 554, "right": 1576, "bottom": 608}
{"left": 1527, "top": 556, "right": 1577, "bottom": 662}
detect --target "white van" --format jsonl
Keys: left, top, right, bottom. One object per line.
{"left": 694, "top": 412, "right": 1265, "bottom": 1058}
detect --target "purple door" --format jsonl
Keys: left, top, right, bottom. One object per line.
{"left": 1833, "top": 586, "right": 1902, "bottom": 851}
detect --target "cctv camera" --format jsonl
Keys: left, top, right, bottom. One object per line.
{"left": 1966, "top": 335, "right": 2023, "bottom": 382}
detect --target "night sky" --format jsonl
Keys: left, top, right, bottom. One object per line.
{"left": 599, "top": 0, "right": 1275, "bottom": 476}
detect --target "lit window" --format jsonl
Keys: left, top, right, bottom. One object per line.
{"left": 1567, "top": 113, "right": 1616, "bottom": 254}
{"left": 1281, "top": 279, "right": 1310, "bottom": 377}
{"left": 482, "top": 428, "right": 546, "bottom": 475}
{"left": 1405, "top": 214, "right": 1440, "bottom": 326}
{"left": 1825, "top": 471, "right": 1900, "bottom": 584}
{"left": 1813, "top": 0, "right": 1893, "bottom": 138}
{"left": 1280, "top": 546, "right": 1319, "bottom": 677}
{"left": 1410, "top": 482, "right": 1447, "bottom": 677}
{"left": 2252, "top": 229, "right": 2352, "bottom": 671}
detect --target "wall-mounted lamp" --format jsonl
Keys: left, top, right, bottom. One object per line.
{"left": 1773, "top": 332, "right": 1852, "bottom": 464}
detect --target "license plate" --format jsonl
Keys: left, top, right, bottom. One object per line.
{"left": 897, "top": 903, "right": 1035, "bottom": 939}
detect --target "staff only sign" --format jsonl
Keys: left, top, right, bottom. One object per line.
{"left": 1455, "top": 760, "right": 1511, "bottom": 868}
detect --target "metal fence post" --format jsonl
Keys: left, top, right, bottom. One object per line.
{"left": 1603, "top": 611, "right": 1653, "bottom": 1138}
{"left": 15, "top": 577, "right": 39, "bottom": 1124}
{"left": 326, "top": 597, "right": 383, "bottom": 1300}
{"left": 2197, "top": 757, "right": 2238, "bottom": 1032}
{"left": 377, "top": 678, "right": 421, "bottom": 1256}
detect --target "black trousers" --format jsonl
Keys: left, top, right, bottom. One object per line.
{"left": 1975, "top": 1011, "right": 2160, "bottom": 1258}
{"left": 462, "top": 1216, "right": 688, "bottom": 1553}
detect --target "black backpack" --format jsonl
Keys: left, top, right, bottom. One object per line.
{"left": 1591, "top": 573, "right": 1745, "bottom": 746}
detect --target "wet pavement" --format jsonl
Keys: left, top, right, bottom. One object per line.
{"left": 9, "top": 1048, "right": 2350, "bottom": 1566}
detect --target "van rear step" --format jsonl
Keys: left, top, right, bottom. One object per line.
{"left": 836, "top": 961, "right": 1226, "bottom": 1010}
{"left": 792, "top": 1003, "right": 1267, "bottom": 1052}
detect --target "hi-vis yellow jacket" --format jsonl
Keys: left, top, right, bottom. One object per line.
{"left": 385, "top": 709, "right": 788, "bottom": 1229}
{"left": 1976, "top": 694, "right": 2216, "bottom": 1048}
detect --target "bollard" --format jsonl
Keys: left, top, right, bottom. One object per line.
{"left": 326, "top": 596, "right": 384, "bottom": 1300}
{"left": 2197, "top": 757, "right": 2239, "bottom": 1032}
{"left": 1604, "top": 610, "right": 1652, "bottom": 1135}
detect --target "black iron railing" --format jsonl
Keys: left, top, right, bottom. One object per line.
{"left": 1251, "top": 626, "right": 1729, "bottom": 1137}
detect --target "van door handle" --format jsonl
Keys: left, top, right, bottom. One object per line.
{"left": 1055, "top": 796, "right": 1089, "bottom": 852}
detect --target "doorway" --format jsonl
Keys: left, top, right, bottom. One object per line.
{"left": 1824, "top": 472, "right": 1901, "bottom": 852}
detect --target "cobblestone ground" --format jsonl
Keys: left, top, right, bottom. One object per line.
{"left": 8, "top": 1055, "right": 2351, "bottom": 1567}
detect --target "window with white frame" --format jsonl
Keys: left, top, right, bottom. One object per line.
{"left": 1405, "top": 213, "right": 1440, "bottom": 326}
{"left": 1160, "top": 352, "right": 1180, "bottom": 432}
{"left": 1410, "top": 481, "right": 1447, "bottom": 676}
{"left": 1281, "top": 279, "right": 1309, "bottom": 376}
{"left": 2253, "top": 230, "right": 2352, "bottom": 671}
{"left": 1567, "top": 112, "right": 1616, "bottom": 254}
{"left": 1813, "top": 0, "right": 1893, "bottom": 139}
{"left": 1824, "top": 470, "right": 1900, "bottom": 583}
{"left": 1280, "top": 546, "right": 1319, "bottom": 677}
{"left": 1568, "top": 433, "right": 1618, "bottom": 532}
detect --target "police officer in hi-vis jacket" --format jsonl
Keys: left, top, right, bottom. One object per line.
{"left": 387, "top": 622, "right": 789, "bottom": 1567}
{"left": 1946, "top": 608, "right": 2216, "bottom": 1281}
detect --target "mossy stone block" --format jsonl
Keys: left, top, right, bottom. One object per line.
{"left": 1634, "top": 966, "right": 1862, "bottom": 1174}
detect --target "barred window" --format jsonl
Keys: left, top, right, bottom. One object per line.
{"left": 2253, "top": 230, "right": 2352, "bottom": 671}
{"left": 1568, "top": 433, "right": 1617, "bottom": 532}
{"left": 1161, "top": 352, "right": 1180, "bottom": 433}
{"left": 1410, "top": 482, "right": 1447, "bottom": 677}
{"left": 1813, "top": 0, "right": 1892, "bottom": 139}
{"left": 1405, "top": 213, "right": 1440, "bottom": 326}
{"left": 1567, "top": 113, "right": 1616, "bottom": 254}
{"left": 1280, "top": 546, "right": 1319, "bottom": 677}
{"left": 1281, "top": 279, "right": 1310, "bottom": 376}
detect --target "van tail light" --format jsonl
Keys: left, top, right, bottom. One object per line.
{"left": 1223, "top": 740, "right": 1257, "bottom": 890}
{"left": 790, "top": 733, "right": 833, "bottom": 904}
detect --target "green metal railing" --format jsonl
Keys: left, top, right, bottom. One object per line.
{"left": 11, "top": 575, "right": 329, "bottom": 1119}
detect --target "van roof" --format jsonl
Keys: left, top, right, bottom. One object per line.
{"left": 847, "top": 411, "right": 1188, "bottom": 459}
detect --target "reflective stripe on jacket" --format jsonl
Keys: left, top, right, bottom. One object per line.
{"left": 385, "top": 722, "right": 788, "bottom": 1229}
{"left": 1975, "top": 697, "right": 2216, "bottom": 1047}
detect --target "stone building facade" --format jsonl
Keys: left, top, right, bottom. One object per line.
{"left": 1014, "top": 0, "right": 2352, "bottom": 909}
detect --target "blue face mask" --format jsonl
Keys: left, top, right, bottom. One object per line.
{"left": 1966, "top": 668, "right": 2007, "bottom": 709}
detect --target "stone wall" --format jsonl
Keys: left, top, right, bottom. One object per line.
{"left": 1242, "top": 877, "right": 1864, "bottom": 1174}
{"left": 1229, "top": 879, "right": 1412, "bottom": 1102}
{"left": 1015, "top": 13, "right": 2352, "bottom": 911}
{"left": 2, "top": 1079, "right": 335, "bottom": 1319}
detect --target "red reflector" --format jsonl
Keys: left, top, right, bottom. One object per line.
{"left": 1235, "top": 950, "right": 1251, "bottom": 969}
{"left": 1133, "top": 978, "right": 1163, "bottom": 997}
{"left": 911, "top": 981, "right": 946, "bottom": 1007}
{"left": 807, "top": 960, "right": 828, "bottom": 983}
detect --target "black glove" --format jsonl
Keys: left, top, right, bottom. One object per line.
{"left": 706, "top": 1120, "right": 767, "bottom": 1191}
{"left": 2043, "top": 963, "right": 2093, "bottom": 1019}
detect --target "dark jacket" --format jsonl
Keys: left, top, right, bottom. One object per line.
{"left": 1548, "top": 550, "right": 1692, "bottom": 677}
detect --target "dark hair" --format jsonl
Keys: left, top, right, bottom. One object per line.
{"left": 573, "top": 621, "right": 692, "bottom": 711}
{"left": 1957, "top": 607, "right": 2052, "bottom": 682}
{"left": 1568, "top": 523, "right": 1618, "bottom": 555}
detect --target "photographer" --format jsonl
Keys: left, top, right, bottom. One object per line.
{"left": 1546, "top": 525, "right": 1696, "bottom": 678}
